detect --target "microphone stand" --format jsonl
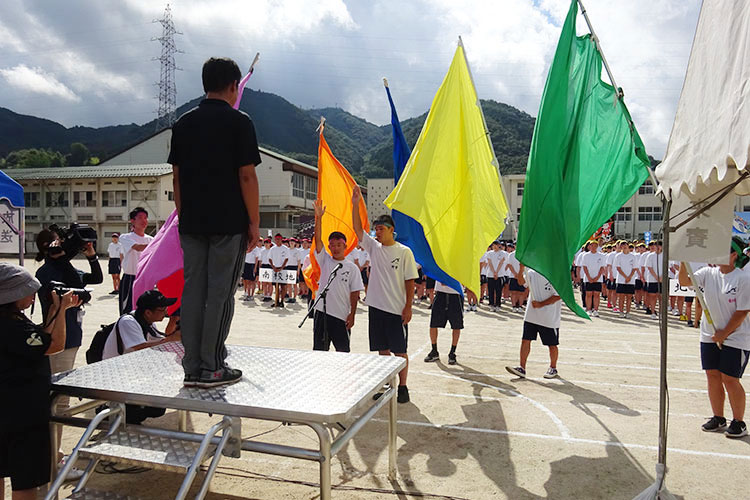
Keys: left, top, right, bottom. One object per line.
{"left": 298, "top": 263, "right": 342, "bottom": 350}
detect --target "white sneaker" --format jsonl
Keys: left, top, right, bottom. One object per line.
{"left": 592, "top": 310, "right": 599, "bottom": 317}
{"left": 652, "top": 313, "right": 659, "bottom": 319}
{"left": 57, "top": 456, "right": 85, "bottom": 482}
{"left": 671, "top": 309, "right": 680, "bottom": 316}
{"left": 543, "top": 367, "right": 559, "bottom": 379}
{"left": 624, "top": 313, "right": 630, "bottom": 319}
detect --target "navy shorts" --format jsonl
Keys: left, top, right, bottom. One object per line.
{"left": 313, "top": 311, "right": 350, "bottom": 352}
{"left": 426, "top": 277, "right": 435, "bottom": 290}
{"left": 0, "top": 422, "right": 51, "bottom": 491}
{"left": 509, "top": 278, "right": 525, "bottom": 292}
{"left": 635, "top": 279, "right": 644, "bottom": 291}
{"left": 606, "top": 280, "right": 617, "bottom": 290}
{"left": 701, "top": 342, "right": 750, "bottom": 378}
{"left": 108, "top": 257, "right": 121, "bottom": 275}
{"left": 360, "top": 268, "right": 369, "bottom": 285}
{"left": 480, "top": 275, "right": 488, "bottom": 285}
{"left": 686, "top": 297, "right": 694, "bottom": 303}
{"left": 616, "top": 283, "right": 635, "bottom": 295}
{"left": 429, "top": 292, "right": 464, "bottom": 330}
{"left": 416, "top": 268, "right": 425, "bottom": 284}
{"left": 242, "top": 263, "right": 255, "bottom": 281}
{"left": 522, "top": 321, "right": 560, "bottom": 346}
{"left": 368, "top": 307, "right": 408, "bottom": 353}
{"left": 586, "top": 282, "right": 602, "bottom": 292}
{"left": 646, "top": 282, "right": 661, "bottom": 294}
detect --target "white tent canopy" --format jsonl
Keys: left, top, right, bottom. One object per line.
{"left": 655, "top": 0, "right": 750, "bottom": 199}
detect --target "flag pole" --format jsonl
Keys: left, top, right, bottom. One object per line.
{"left": 457, "top": 36, "right": 512, "bottom": 227}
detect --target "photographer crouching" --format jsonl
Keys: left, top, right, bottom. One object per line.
{"left": 34, "top": 224, "right": 102, "bottom": 478}
{"left": 0, "top": 263, "right": 81, "bottom": 500}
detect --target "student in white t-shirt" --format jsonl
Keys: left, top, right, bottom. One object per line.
{"left": 241, "top": 239, "right": 262, "bottom": 301}
{"left": 118, "top": 207, "right": 154, "bottom": 315}
{"left": 634, "top": 243, "right": 647, "bottom": 309}
{"left": 107, "top": 233, "right": 124, "bottom": 295}
{"left": 268, "top": 234, "right": 289, "bottom": 308}
{"left": 486, "top": 241, "right": 505, "bottom": 312}
{"left": 506, "top": 266, "right": 561, "bottom": 379}
{"left": 505, "top": 243, "right": 525, "bottom": 312}
{"left": 311, "top": 200, "right": 364, "bottom": 352}
{"left": 480, "top": 248, "right": 491, "bottom": 305}
{"left": 259, "top": 238, "right": 273, "bottom": 300}
{"left": 574, "top": 243, "right": 589, "bottom": 308}
{"left": 352, "top": 186, "right": 418, "bottom": 404}
{"left": 423, "top": 281, "right": 464, "bottom": 364}
{"left": 614, "top": 241, "right": 637, "bottom": 318}
{"left": 679, "top": 237, "right": 750, "bottom": 438}
{"left": 581, "top": 240, "right": 605, "bottom": 316}
{"left": 644, "top": 241, "right": 663, "bottom": 319}
{"left": 284, "top": 239, "right": 299, "bottom": 303}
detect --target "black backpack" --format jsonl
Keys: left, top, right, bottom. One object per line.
{"left": 86, "top": 316, "right": 125, "bottom": 364}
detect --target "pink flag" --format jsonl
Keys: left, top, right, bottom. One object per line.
{"left": 134, "top": 209, "right": 183, "bottom": 314}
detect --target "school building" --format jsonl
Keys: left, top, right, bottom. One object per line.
{"left": 3, "top": 128, "right": 366, "bottom": 254}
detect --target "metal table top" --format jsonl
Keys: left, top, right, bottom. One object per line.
{"left": 52, "top": 344, "right": 405, "bottom": 423}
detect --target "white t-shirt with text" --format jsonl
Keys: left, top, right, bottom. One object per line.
{"left": 314, "top": 249, "right": 364, "bottom": 322}
{"left": 360, "top": 233, "right": 419, "bottom": 316}
{"left": 693, "top": 267, "right": 750, "bottom": 350}
{"left": 524, "top": 269, "right": 561, "bottom": 329}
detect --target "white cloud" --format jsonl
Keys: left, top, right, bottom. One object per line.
{"left": 0, "top": 64, "right": 80, "bottom": 102}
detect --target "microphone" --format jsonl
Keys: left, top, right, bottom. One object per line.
{"left": 332, "top": 262, "right": 343, "bottom": 274}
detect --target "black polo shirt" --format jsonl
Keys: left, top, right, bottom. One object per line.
{"left": 168, "top": 98, "right": 262, "bottom": 235}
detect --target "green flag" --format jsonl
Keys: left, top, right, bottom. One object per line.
{"left": 516, "top": 0, "right": 650, "bottom": 319}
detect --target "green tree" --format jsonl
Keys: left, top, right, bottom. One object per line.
{"left": 68, "top": 142, "right": 90, "bottom": 166}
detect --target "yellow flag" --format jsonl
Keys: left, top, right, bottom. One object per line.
{"left": 384, "top": 41, "right": 508, "bottom": 295}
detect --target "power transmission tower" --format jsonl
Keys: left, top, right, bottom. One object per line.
{"left": 153, "top": 3, "right": 182, "bottom": 131}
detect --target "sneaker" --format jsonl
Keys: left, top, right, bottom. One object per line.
{"left": 397, "top": 385, "right": 410, "bottom": 404}
{"left": 543, "top": 367, "right": 559, "bottom": 379}
{"left": 57, "top": 456, "right": 85, "bottom": 482}
{"left": 613, "top": 307, "right": 619, "bottom": 313}
{"left": 687, "top": 320, "right": 694, "bottom": 327}
{"left": 196, "top": 367, "right": 243, "bottom": 388}
{"left": 645, "top": 308, "right": 652, "bottom": 315}
{"left": 505, "top": 366, "right": 526, "bottom": 378}
{"left": 671, "top": 309, "right": 680, "bottom": 316}
{"left": 183, "top": 374, "right": 199, "bottom": 387}
{"left": 471, "top": 304, "right": 477, "bottom": 312}
{"left": 701, "top": 415, "right": 727, "bottom": 432}
{"left": 680, "top": 314, "right": 687, "bottom": 321}
{"left": 424, "top": 351, "right": 440, "bottom": 363}
{"left": 624, "top": 313, "right": 630, "bottom": 319}
{"left": 652, "top": 313, "right": 659, "bottom": 319}
{"left": 109, "top": 290, "right": 119, "bottom": 295}
{"left": 592, "top": 310, "right": 599, "bottom": 317}
{"left": 448, "top": 353, "right": 457, "bottom": 365}
{"left": 725, "top": 419, "right": 748, "bottom": 438}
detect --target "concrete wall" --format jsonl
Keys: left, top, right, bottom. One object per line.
{"left": 366, "top": 178, "right": 394, "bottom": 222}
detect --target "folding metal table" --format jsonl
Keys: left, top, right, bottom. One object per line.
{"left": 47, "top": 343, "right": 405, "bottom": 500}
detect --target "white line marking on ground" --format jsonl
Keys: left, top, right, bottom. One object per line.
{"left": 372, "top": 418, "right": 750, "bottom": 461}
{"left": 410, "top": 344, "right": 429, "bottom": 362}
{"left": 414, "top": 370, "right": 571, "bottom": 439}
{"left": 410, "top": 390, "right": 707, "bottom": 419}
{"left": 458, "top": 353, "right": 702, "bottom": 373}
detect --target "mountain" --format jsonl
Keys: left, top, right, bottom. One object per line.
{"left": 0, "top": 89, "right": 535, "bottom": 179}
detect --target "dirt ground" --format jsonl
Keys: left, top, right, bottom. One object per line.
{"left": 3, "top": 256, "right": 748, "bottom": 499}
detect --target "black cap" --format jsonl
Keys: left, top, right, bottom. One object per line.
{"left": 136, "top": 290, "right": 177, "bottom": 310}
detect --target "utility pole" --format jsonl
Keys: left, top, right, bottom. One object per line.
{"left": 153, "top": 3, "right": 182, "bottom": 131}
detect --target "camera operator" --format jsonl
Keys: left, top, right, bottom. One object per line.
{"left": 34, "top": 228, "right": 102, "bottom": 475}
{"left": 0, "top": 263, "right": 81, "bottom": 500}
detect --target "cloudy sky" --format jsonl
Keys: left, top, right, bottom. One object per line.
{"left": 0, "top": 0, "right": 700, "bottom": 158}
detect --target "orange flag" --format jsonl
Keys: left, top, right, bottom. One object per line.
{"left": 303, "top": 126, "right": 369, "bottom": 292}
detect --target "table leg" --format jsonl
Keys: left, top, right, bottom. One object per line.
{"left": 388, "top": 375, "right": 398, "bottom": 480}
{"left": 310, "top": 423, "right": 332, "bottom": 500}
{"left": 178, "top": 410, "right": 188, "bottom": 432}
{"left": 48, "top": 393, "right": 63, "bottom": 500}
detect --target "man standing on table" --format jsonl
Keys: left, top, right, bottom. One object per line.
{"left": 311, "top": 200, "right": 363, "bottom": 352}
{"left": 169, "top": 57, "right": 261, "bottom": 388}
{"left": 352, "top": 186, "right": 417, "bottom": 404}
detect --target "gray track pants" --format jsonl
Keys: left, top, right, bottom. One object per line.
{"left": 180, "top": 232, "right": 246, "bottom": 375}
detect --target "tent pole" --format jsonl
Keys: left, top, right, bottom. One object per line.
{"left": 658, "top": 196, "right": 671, "bottom": 469}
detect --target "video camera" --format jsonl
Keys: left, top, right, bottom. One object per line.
{"left": 48, "top": 223, "right": 97, "bottom": 260}
{"left": 49, "top": 281, "right": 92, "bottom": 304}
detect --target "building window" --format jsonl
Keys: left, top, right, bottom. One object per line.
{"left": 45, "top": 191, "right": 69, "bottom": 207}
{"left": 102, "top": 190, "right": 127, "bottom": 207}
{"left": 638, "top": 180, "right": 654, "bottom": 195}
{"left": 517, "top": 183, "right": 524, "bottom": 196}
{"left": 25, "top": 215, "right": 38, "bottom": 221}
{"left": 50, "top": 215, "right": 67, "bottom": 221}
{"left": 24, "top": 192, "right": 40, "bottom": 207}
{"left": 292, "top": 173, "right": 304, "bottom": 198}
{"left": 743, "top": 205, "right": 750, "bottom": 212}
{"left": 167, "top": 191, "right": 174, "bottom": 201}
{"left": 516, "top": 207, "right": 522, "bottom": 221}
{"left": 638, "top": 206, "right": 662, "bottom": 221}
{"left": 77, "top": 215, "right": 94, "bottom": 221}
{"left": 305, "top": 177, "right": 317, "bottom": 200}
{"left": 615, "top": 207, "right": 632, "bottom": 221}
{"left": 73, "top": 191, "right": 96, "bottom": 207}
{"left": 106, "top": 214, "right": 122, "bottom": 221}
{"left": 131, "top": 189, "right": 156, "bottom": 201}
{"left": 260, "top": 213, "right": 275, "bottom": 227}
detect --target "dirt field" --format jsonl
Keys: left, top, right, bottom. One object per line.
{"left": 4, "top": 256, "right": 748, "bottom": 499}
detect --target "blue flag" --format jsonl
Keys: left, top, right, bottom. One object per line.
{"left": 385, "top": 85, "right": 463, "bottom": 295}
